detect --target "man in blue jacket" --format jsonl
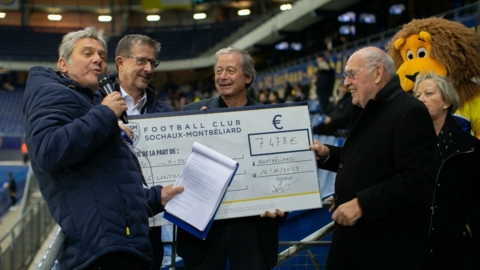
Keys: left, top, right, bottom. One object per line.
{"left": 23, "top": 26, "right": 183, "bottom": 270}
{"left": 95, "top": 34, "right": 173, "bottom": 269}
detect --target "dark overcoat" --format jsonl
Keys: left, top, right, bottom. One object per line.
{"left": 428, "top": 114, "right": 480, "bottom": 270}
{"left": 176, "top": 95, "right": 282, "bottom": 269}
{"left": 319, "top": 77, "right": 437, "bottom": 270}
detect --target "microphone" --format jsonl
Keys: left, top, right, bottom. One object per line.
{"left": 98, "top": 73, "right": 128, "bottom": 124}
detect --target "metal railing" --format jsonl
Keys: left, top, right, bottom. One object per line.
{"left": 36, "top": 227, "right": 64, "bottom": 270}
{"left": 276, "top": 222, "right": 335, "bottom": 269}
{"left": 0, "top": 197, "right": 55, "bottom": 270}
{"left": 36, "top": 220, "right": 334, "bottom": 270}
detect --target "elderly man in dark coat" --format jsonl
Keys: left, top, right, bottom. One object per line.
{"left": 310, "top": 46, "right": 436, "bottom": 270}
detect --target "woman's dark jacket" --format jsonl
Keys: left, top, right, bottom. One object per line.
{"left": 428, "top": 114, "right": 480, "bottom": 269}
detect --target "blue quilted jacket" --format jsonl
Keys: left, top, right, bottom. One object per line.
{"left": 23, "top": 66, "right": 163, "bottom": 270}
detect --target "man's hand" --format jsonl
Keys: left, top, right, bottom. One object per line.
{"left": 332, "top": 198, "right": 362, "bottom": 226}
{"left": 325, "top": 195, "right": 335, "bottom": 212}
{"left": 119, "top": 125, "right": 133, "bottom": 138}
{"left": 260, "top": 209, "right": 285, "bottom": 218}
{"left": 101, "top": 92, "right": 127, "bottom": 117}
{"left": 160, "top": 184, "right": 184, "bottom": 206}
{"left": 309, "top": 139, "right": 330, "bottom": 161}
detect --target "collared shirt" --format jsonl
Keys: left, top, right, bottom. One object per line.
{"left": 119, "top": 86, "right": 147, "bottom": 116}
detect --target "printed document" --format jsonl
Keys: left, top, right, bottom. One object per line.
{"left": 165, "top": 142, "right": 238, "bottom": 231}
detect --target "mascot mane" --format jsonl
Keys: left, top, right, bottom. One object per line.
{"left": 386, "top": 17, "right": 480, "bottom": 105}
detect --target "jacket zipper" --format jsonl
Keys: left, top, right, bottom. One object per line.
{"left": 428, "top": 148, "right": 474, "bottom": 234}
{"left": 116, "top": 186, "right": 132, "bottom": 236}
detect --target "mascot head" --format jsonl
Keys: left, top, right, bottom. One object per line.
{"left": 392, "top": 31, "right": 447, "bottom": 91}
{"left": 386, "top": 17, "right": 480, "bottom": 106}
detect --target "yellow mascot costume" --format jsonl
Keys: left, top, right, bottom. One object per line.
{"left": 386, "top": 17, "right": 480, "bottom": 138}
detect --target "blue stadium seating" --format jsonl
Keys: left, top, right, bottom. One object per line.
{"left": 317, "top": 169, "right": 330, "bottom": 200}
{"left": 323, "top": 135, "right": 336, "bottom": 145}
{"left": 310, "top": 113, "right": 326, "bottom": 129}
{"left": 0, "top": 26, "right": 63, "bottom": 62}
{"left": 111, "top": 20, "right": 249, "bottom": 62}
{"left": 308, "top": 100, "right": 322, "bottom": 114}
{"left": 312, "top": 135, "right": 344, "bottom": 201}
{"left": 0, "top": 20, "right": 249, "bottom": 63}
{"left": 333, "top": 137, "right": 345, "bottom": 147}
{"left": 321, "top": 172, "right": 336, "bottom": 200}
{"left": 0, "top": 89, "right": 25, "bottom": 138}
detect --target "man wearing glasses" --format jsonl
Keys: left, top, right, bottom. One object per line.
{"left": 95, "top": 34, "right": 173, "bottom": 269}
{"left": 96, "top": 34, "right": 172, "bottom": 117}
{"left": 310, "top": 47, "right": 437, "bottom": 269}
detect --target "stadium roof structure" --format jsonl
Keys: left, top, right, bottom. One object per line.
{"left": 0, "top": 0, "right": 361, "bottom": 71}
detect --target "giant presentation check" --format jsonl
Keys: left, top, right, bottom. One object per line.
{"left": 127, "top": 103, "right": 322, "bottom": 225}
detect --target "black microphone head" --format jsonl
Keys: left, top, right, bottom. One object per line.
{"left": 98, "top": 73, "right": 109, "bottom": 87}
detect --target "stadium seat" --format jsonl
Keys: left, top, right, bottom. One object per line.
{"left": 0, "top": 89, "right": 25, "bottom": 137}
{"left": 323, "top": 135, "right": 336, "bottom": 145}
{"left": 317, "top": 169, "right": 329, "bottom": 199}
{"left": 334, "top": 137, "right": 345, "bottom": 147}
{"left": 308, "top": 100, "right": 322, "bottom": 114}
{"left": 310, "top": 113, "right": 326, "bottom": 129}
{"left": 317, "top": 135, "right": 327, "bottom": 144}
{"left": 321, "top": 172, "right": 336, "bottom": 200}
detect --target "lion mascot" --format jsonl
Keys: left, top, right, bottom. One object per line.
{"left": 386, "top": 17, "right": 480, "bottom": 138}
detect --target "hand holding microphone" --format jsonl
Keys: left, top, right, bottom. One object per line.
{"left": 98, "top": 74, "right": 128, "bottom": 124}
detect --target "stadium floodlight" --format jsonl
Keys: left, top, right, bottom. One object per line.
{"left": 0, "top": 13, "right": 6, "bottom": 18}
{"left": 48, "top": 14, "right": 62, "bottom": 21}
{"left": 389, "top": 4, "right": 405, "bottom": 15}
{"left": 193, "top": 13, "right": 206, "bottom": 20}
{"left": 280, "top": 4, "right": 292, "bottom": 11}
{"left": 147, "top": 15, "right": 160, "bottom": 21}
{"left": 338, "top": 11, "right": 356, "bottom": 23}
{"left": 238, "top": 9, "right": 251, "bottom": 16}
{"left": 98, "top": 15, "right": 112, "bottom": 22}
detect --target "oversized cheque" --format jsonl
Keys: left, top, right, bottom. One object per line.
{"left": 128, "top": 103, "right": 322, "bottom": 225}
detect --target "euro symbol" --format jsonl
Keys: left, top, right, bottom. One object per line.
{"left": 272, "top": 114, "right": 283, "bottom": 130}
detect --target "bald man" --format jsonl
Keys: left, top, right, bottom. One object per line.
{"left": 310, "top": 47, "right": 436, "bottom": 270}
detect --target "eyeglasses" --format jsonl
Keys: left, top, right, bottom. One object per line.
{"left": 124, "top": 55, "right": 160, "bottom": 68}
{"left": 343, "top": 67, "right": 368, "bottom": 81}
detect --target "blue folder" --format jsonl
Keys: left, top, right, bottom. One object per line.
{"left": 164, "top": 163, "right": 238, "bottom": 240}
